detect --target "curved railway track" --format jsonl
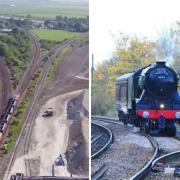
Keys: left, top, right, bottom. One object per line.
{"left": 91, "top": 122, "right": 113, "bottom": 159}
{"left": 129, "top": 134, "right": 159, "bottom": 180}
{"left": 92, "top": 115, "right": 180, "bottom": 180}
{"left": 15, "top": 31, "right": 41, "bottom": 97}
{"left": 91, "top": 164, "right": 107, "bottom": 180}
{"left": 146, "top": 150, "right": 180, "bottom": 179}
{"left": 91, "top": 121, "right": 113, "bottom": 180}
{"left": 4, "top": 36, "right": 86, "bottom": 179}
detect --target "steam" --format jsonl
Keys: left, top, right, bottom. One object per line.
{"left": 157, "top": 27, "right": 177, "bottom": 66}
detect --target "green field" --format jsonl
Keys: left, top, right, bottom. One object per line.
{"left": 0, "top": 1, "right": 88, "bottom": 18}
{"left": 32, "top": 29, "right": 80, "bottom": 41}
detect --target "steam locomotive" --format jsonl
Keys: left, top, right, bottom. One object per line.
{"left": 0, "top": 95, "right": 19, "bottom": 142}
{"left": 115, "top": 61, "right": 180, "bottom": 136}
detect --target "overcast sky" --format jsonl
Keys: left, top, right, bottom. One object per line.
{"left": 90, "top": 0, "right": 180, "bottom": 66}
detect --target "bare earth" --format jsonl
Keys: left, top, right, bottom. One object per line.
{"left": 8, "top": 90, "right": 86, "bottom": 177}
{"left": 6, "top": 37, "right": 89, "bottom": 179}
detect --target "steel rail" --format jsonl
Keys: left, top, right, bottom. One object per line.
{"left": 151, "top": 150, "right": 180, "bottom": 169}
{"left": 91, "top": 122, "right": 113, "bottom": 159}
{"left": 92, "top": 117, "right": 159, "bottom": 179}
{"left": 4, "top": 37, "right": 81, "bottom": 180}
{"left": 129, "top": 134, "right": 159, "bottom": 180}
{"left": 91, "top": 164, "right": 108, "bottom": 180}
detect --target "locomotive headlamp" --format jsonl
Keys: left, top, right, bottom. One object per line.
{"left": 142, "top": 111, "right": 150, "bottom": 118}
{"left": 175, "top": 112, "right": 180, "bottom": 119}
{"left": 160, "top": 104, "right": 165, "bottom": 109}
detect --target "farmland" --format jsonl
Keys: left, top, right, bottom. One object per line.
{"left": 0, "top": 1, "right": 88, "bottom": 19}
{"left": 32, "top": 29, "right": 80, "bottom": 41}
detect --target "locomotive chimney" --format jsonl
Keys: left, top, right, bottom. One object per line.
{"left": 156, "top": 60, "right": 166, "bottom": 66}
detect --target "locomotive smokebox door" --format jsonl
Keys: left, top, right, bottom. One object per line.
{"left": 158, "top": 116, "right": 166, "bottom": 129}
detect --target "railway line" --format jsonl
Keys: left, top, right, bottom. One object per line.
{"left": 92, "top": 116, "right": 180, "bottom": 180}
{"left": 4, "top": 35, "right": 87, "bottom": 179}
{"left": 0, "top": 31, "right": 41, "bottom": 178}
{"left": 22, "top": 38, "right": 77, "bottom": 176}
{"left": 0, "top": 31, "right": 41, "bottom": 179}
{"left": 15, "top": 31, "right": 41, "bottom": 97}
{"left": 148, "top": 150, "right": 180, "bottom": 179}
{"left": 91, "top": 122, "right": 113, "bottom": 159}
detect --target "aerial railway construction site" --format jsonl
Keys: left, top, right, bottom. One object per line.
{"left": 0, "top": 28, "right": 89, "bottom": 179}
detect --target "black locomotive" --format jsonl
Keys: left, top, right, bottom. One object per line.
{"left": 115, "top": 60, "right": 180, "bottom": 136}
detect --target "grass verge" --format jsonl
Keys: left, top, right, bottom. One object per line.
{"left": 6, "top": 68, "right": 42, "bottom": 152}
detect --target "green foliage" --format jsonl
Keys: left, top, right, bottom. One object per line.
{"left": 32, "top": 28, "right": 80, "bottom": 41}
{"left": 0, "top": 42, "right": 9, "bottom": 56}
{"left": 92, "top": 34, "right": 156, "bottom": 116}
{"left": 6, "top": 68, "right": 42, "bottom": 152}
{"left": 51, "top": 16, "right": 89, "bottom": 32}
{"left": 0, "top": 28, "right": 32, "bottom": 81}
{"left": 40, "top": 39, "right": 59, "bottom": 51}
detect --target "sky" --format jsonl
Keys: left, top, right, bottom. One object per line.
{"left": 90, "top": 0, "right": 180, "bottom": 66}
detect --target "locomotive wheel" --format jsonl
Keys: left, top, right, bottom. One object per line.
{"left": 140, "top": 119, "right": 150, "bottom": 133}
{"left": 166, "top": 125, "right": 176, "bottom": 137}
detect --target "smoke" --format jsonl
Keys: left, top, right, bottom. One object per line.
{"left": 157, "top": 27, "right": 177, "bottom": 66}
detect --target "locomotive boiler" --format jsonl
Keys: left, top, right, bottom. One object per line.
{"left": 115, "top": 60, "right": 180, "bottom": 136}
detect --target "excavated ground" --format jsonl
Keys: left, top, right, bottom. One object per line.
{"left": 66, "top": 91, "right": 89, "bottom": 176}
{"left": 6, "top": 38, "right": 89, "bottom": 179}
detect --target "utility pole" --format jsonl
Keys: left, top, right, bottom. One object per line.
{"left": 91, "top": 54, "right": 94, "bottom": 82}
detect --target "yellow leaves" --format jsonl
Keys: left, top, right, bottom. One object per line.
{"left": 108, "top": 60, "right": 132, "bottom": 74}
{"left": 93, "top": 62, "right": 109, "bottom": 80}
{"left": 92, "top": 34, "right": 156, "bottom": 109}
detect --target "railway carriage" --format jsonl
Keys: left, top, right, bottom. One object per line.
{"left": 115, "top": 61, "right": 180, "bottom": 136}
{"left": 0, "top": 95, "right": 19, "bottom": 142}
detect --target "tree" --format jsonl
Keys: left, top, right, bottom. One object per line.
{"left": 0, "top": 43, "right": 9, "bottom": 57}
{"left": 92, "top": 34, "right": 156, "bottom": 116}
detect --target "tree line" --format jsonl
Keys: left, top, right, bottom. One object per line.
{"left": 0, "top": 28, "right": 32, "bottom": 82}
{"left": 44, "top": 16, "right": 89, "bottom": 32}
{"left": 92, "top": 24, "right": 180, "bottom": 117}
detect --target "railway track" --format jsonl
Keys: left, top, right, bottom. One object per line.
{"left": 15, "top": 31, "right": 41, "bottom": 97}
{"left": 20, "top": 39, "right": 79, "bottom": 176}
{"left": 2, "top": 32, "right": 41, "bottom": 179}
{"left": 91, "top": 121, "right": 112, "bottom": 180}
{"left": 4, "top": 36, "right": 85, "bottom": 179}
{"left": 91, "top": 164, "right": 107, "bottom": 180}
{"left": 149, "top": 151, "right": 180, "bottom": 178}
{"left": 129, "top": 134, "right": 159, "bottom": 180}
{"left": 92, "top": 115, "right": 180, "bottom": 179}
{"left": 91, "top": 122, "right": 113, "bottom": 159}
